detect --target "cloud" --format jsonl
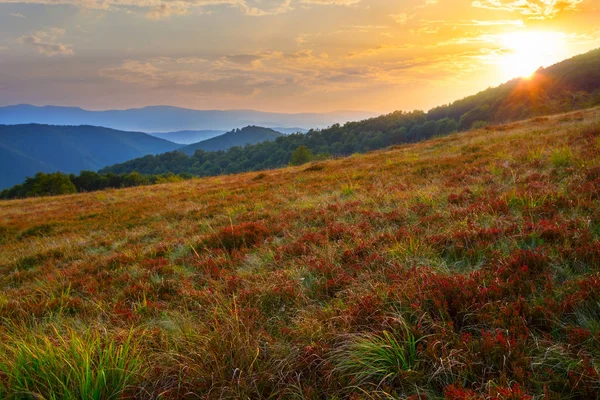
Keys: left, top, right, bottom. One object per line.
{"left": 455, "top": 19, "right": 524, "bottom": 26}
{"left": 390, "top": 13, "right": 409, "bottom": 25}
{"left": 20, "top": 28, "right": 73, "bottom": 56}
{"left": 239, "top": 0, "right": 293, "bottom": 16}
{"left": 0, "top": 0, "right": 351, "bottom": 17}
{"left": 99, "top": 44, "right": 485, "bottom": 100}
{"left": 146, "top": 4, "right": 189, "bottom": 19}
{"left": 298, "top": 0, "right": 360, "bottom": 5}
{"left": 472, "top": 0, "right": 583, "bottom": 19}
{"left": 9, "top": 12, "right": 26, "bottom": 17}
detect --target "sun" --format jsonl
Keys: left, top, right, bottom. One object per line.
{"left": 498, "top": 31, "right": 567, "bottom": 80}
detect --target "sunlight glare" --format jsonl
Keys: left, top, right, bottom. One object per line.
{"left": 499, "top": 31, "right": 567, "bottom": 79}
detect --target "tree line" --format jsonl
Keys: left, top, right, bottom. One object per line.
{"left": 0, "top": 171, "right": 188, "bottom": 199}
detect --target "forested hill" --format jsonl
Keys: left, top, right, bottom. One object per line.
{"left": 428, "top": 47, "right": 600, "bottom": 127}
{"left": 0, "top": 124, "right": 181, "bottom": 189}
{"left": 179, "top": 126, "right": 282, "bottom": 155}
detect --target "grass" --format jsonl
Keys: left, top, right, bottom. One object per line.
{"left": 1, "top": 107, "right": 600, "bottom": 398}
{"left": 333, "top": 321, "right": 422, "bottom": 388}
{"left": 0, "top": 325, "right": 142, "bottom": 399}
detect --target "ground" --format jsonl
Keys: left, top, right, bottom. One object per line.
{"left": 1, "top": 108, "right": 600, "bottom": 399}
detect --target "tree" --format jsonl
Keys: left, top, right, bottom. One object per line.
{"left": 290, "top": 145, "right": 313, "bottom": 166}
{"left": 27, "top": 172, "right": 77, "bottom": 197}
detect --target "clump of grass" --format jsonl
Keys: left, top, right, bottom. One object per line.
{"left": 332, "top": 322, "right": 422, "bottom": 387}
{"left": 0, "top": 326, "right": 143, "bottom": 399}
{"left": 303, "top": 163, "right": 325, "bottom": 172}
{"left": 551, "top": 146, "right": 573, "bottom": 167}
{"left": 17, "top": 223, "right": 56, "bottom": 240}
{"left": 204, "top": 221, "right": 272, "bottom": 251}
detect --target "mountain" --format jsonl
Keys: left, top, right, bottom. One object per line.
{"left": 179, "top": 126, "right": 283, "bottom": 155}
{"left": 0, "top": 124, "right": 181, "bottom": 189}
{"left": 142, "top": 128, "right": 305, "bottom": 145}
{"left": 146, "top": 130, "right": 226, "bottom": 145}
{"left": 100, "top": 47, "right": 600, "bottom": 179}
{"left": 0, "top": 105, "right": 376, "bottom": 132}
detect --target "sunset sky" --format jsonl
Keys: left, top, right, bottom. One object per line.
{"left": 1, "top": 0, "right": 599, "bottom": 113}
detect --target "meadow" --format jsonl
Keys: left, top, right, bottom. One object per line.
{"left": 1, "top": 108, "right": 600, "bottom": 399}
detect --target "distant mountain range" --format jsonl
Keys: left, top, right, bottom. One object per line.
{"left": 0, "top": 105, "right": 375, "bottom": 132}
{"left": 179, "top": 126, "right": 283, "bottom": 155}
{"left": 0, "top": 123, "right": 294, "bottom": 189}
{"left": 0, "top": 124, "right": 180, "bottom": 189}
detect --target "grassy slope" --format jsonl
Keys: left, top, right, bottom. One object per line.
{"left": 1, "top": 108, "right": 600, "bottom": 398}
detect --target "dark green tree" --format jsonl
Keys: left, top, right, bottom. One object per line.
{"left": 290, "top": 145, "right": 313, "bottom": 166}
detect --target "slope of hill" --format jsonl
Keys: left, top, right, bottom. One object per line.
{"left": 428, "top": 47, "right": 600, "bottom": 127}
{"left": 1, "top": 108, "right": 599, "bottom": 398}
{"left": 0, "top": 124, "right": 181, "bottom": 189}
{"left": 146, "top": 130, "right": 226, "bottom": 145}
{"left": 179, "top": 126, "right": 283, "bottom": 155}
{"left": 0, "top": 105, "right": 375, "bottom": 132}
{"left": 99, "top": 48, "right": 600, "bottom": 178}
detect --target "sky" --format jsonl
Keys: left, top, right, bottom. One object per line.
{"left": 0, "top": 0, "right": 599, "bottom": 113}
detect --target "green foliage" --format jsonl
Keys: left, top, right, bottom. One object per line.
{"left": 290, "top": 145, "right": 313, "bottom": 166}
{"left": 0, "top": 327, "right": 142, "bottom": 399}
{"left": 551, "top": 147, "right": 573, "bottom": 167}
{"left": 333, "top": 323, "right": 422, "bottom": 387}
{"left": 0, "top": 170, "right": 190, "bottom": 200}
{"left": 28, "top": 172, "right": 77, "bottom": 197}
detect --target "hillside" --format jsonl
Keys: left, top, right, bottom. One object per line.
{"left": 179, "top": 126, "right": 283, "bottom": 155}
{"left": 1, "top": 108, "right": 599, "bottom": 398}
{"left": 99, "top": 48, "right": 600, "bottom": 179}
{"left": 146, "top": 130, "right": 226, "bottom": 145}
{"left": 0, "top": 124, "right": 181, "bottom": 189}
{"left": 0, "top": 105, "right": 375, "bottom": 132}
{"left": 428, "top": 48, "right": 600, "bottom": 126}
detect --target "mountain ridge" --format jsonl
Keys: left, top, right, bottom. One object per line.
{"left": 179, "top": 126, "right": 283, "bottom": 155}
{"left": 0, "top": 104, "right": 376, "bottom": 132}
{"left": 0, "top": 124, "right": 181, "bottom": 189}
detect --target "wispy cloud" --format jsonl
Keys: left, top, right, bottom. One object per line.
{"left": 0, "top": 0, "right": 352, "bottom": 18}
{"left": 299, "top": 0, "right": 360, "bottom": 4}
{"left": 455, "top": 19, "right": 524, "bottom": 26}
{"left": 472, "top": 0, "right": 583, "bottom": 19}
{"left": 146, "top": 4, "right": 189, "bottom": 19}
{"left": 20, "top": 28, "right": 73, "bottom": 56}
{"left": 9, "top": 12, "right": 26, "bottom": 18}
{"left": 390, "top": 13, "right": 410, "bottom": 25}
